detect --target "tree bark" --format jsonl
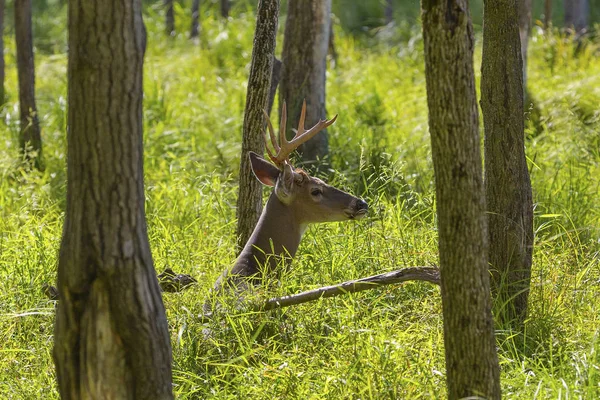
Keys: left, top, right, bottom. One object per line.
{"left": 564, "top": 0, "right": 589, "bottom": 34}
{"left": 165, "top": 0, "right": 175, "bottom": 36}
{"left": 235, "top": 0, "right": 280, "bottom": 251}
{"left": 420, "top": 0, "right": 501, "bottom": 398}
{"left": 517, "top": 0, "right": 532, "bottom": 92}
{"left": 0, "top": 0, "right": 5, "bottom": 105}
{"left": 280, "top": 0, "right": 331, "bottom": 165}
{"left": 15, "top": 0, "right": 43, "bottom": 169}
{"left": 190, "top": 0, "right": 200, "bottom": 39}
{"left": 221, "top": 0, "right": 230, "bottom": 19}
{"left": 53, "top": 1, "right": 173, "bottom": 399}
{"left": 482, "top": 0, "right": 534, "bottom": 328}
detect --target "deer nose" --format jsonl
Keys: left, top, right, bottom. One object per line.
{"left": 356, "top": 199, "right": 368, "bottom": 211}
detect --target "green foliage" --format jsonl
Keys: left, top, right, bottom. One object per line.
{"left": 1, "top": 5, "right": 600, "bottom": 399}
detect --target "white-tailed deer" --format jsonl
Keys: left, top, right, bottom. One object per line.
{"left": 212, "top": 101, "right": 368, "bottom": 294}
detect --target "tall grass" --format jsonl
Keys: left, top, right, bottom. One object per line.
{"left": 0, "top": 5, "right": 599, "bottom": 399}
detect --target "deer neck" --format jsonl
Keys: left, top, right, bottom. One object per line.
{"left": 235, "top": 192, "right": 305, "bottom": 276}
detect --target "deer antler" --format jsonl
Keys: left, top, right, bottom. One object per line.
{"left": 262, "top": 100, "right": 337, "bottom": 168}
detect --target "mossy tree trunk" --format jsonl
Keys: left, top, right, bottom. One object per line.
{"left": 15, "top": 0, "right": 42, "bottom": 169}
{"left": 280, "top": 0, "right": 331, "bottom": 165}
{"left": 190, "top": 0, "right": 200, "bottom": 38}
{"left": 420, "top": 0, "right": 501, "bottom": 398}
{"left": 53, "top": 1, "right": 173, "bottom": 398}
{"left": 165, "top": 0, "right": 175, "bottom": 36}
{"left": 236, "top": 0, "right": 280, "bottom": 251}
{"left": 482, "top": 0, "right": 534, "bottom": 328}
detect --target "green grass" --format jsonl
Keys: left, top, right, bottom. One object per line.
{"left": 1, "top": 4, "right": 599, "bottom": 399}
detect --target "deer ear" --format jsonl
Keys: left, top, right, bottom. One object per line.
{"left": 249, "top": 152, "right": 280, "bottom": 187}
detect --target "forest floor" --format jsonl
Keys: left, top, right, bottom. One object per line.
{"left": 1, "top": 6, "right": 599, "bottom": 399}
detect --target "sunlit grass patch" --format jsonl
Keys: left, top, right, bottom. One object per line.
{"left": 0, "top": 9, "right": 599, "bottom": 400}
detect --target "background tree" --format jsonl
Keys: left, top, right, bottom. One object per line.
{"left": 421, "top": 0, "right": 501, "bottom": 398}
{"left": 279, "top": 0, "right": 331, "bottom": 164}
{"left": 544, "top": 0, "right": 552, "bottom": 30}
{"left": 53, "top": 0, "right": 173, "bottom": 398}
{"left": 0, "top": 0, "right": 5, "bottom": 105}
{"left": 518, "top": 0, "right": 532, "bottom": 91}
{"left": 564, "top": 0, "right": 589, "bottom": 34}
{"left": 482, "top": 0, "right": 534, "bottom": 328}
{"left": 267, "top": 57, "right": 282, "bottom": 116}
{"left": 190, "top": 0, "right": 200, "bottom": 39}
{"left": 165, "top": 0, "right": 175, "bottom": 36}
{"left": 384, "top": 0, "right": 393, "bottom": 24}
{"left": 235, "top": 0, "right": 280, "bottom": 251}
{"left": 221, "top": 0, "right": 230, "bottom": 19}
{"left": 15, "top": 0, "right": 42, "bottom": 168}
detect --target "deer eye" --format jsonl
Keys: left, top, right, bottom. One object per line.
{"left": 311, "top": 188, "right": 323, "bottom": 197}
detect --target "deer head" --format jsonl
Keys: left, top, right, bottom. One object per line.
{"left": 250, "top": 100, "right": 368, "bottom": 224}
{"left": 207, "top": 101, "right": 368, "bottom": 299}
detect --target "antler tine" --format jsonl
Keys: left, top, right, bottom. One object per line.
{"left": 262, "top": 109, "right": 280, "bottom": 164}
{"left": 263, "top": 99, "right": 338, "bottom": 167}
{"left": 279, "top": 102, "right": 287, "bottom": 155}
{"left": 288, "top": 99, "right": 337, "bottom": 148}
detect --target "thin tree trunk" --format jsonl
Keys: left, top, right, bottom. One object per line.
{"left": 328, "top": 19, "right": 338, "bottom": 67}
{"left": 190, "top": 0, "right": 200, "bottom": 39}
{"left": 236, "top": 0, "right": 280, "bottom": 251}
{"left": 482, "top": 0, "right": 534, "bottom": 328}
{"left": 15, "top": 0, "right": 42, "bottom": 169}
{"left": 267, "top": 57, "right": 282, "bottom": 117}
{"left": 280, "top": 0, "right": 331, "bottom": 165}
{"left": 165, "top": 0, "right": 175, "bottom": 36}
{"left": 517, "top": 0, "right": 532, "bottom": 93}
{"left": 420, "top": 0, "right": 501, "bottom": 398}
{"left": 0, "top": 0, "right": 5, "bottom": 105}
{"left": 53, "top": 1, "right": 173, "bottom": 398}
{"left": 221, "top": 0, "right": 230, "bottom": 19}
{"left": 544, "top": 0, "right": 552, "bottom": 30}
{"left": 564, "top": 0, "right": 589, "bottom": 34}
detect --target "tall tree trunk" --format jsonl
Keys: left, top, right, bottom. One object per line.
{"left": 280, "top": 0, "right": 331, "bottom": 165}
{"left": 482, "top": 0, "right": 534, "bottom": 328}
{"left": 190, "top": 0, "right": 200, "bottom": 39}
{"left": 15, "top": 0, "right": 42, "bottom": 169}
{"left": 236, "top": 0, "right": 280, "bottom": 251}
{"left": 564, "top": 0, "right": 589, "bottom": 34}
{"left": 221, "top": 0, "right": 230, "bottom": 19}
{"left": 165, "top": 0, "right": 175, "bottom": 36}
{"left": 517, "top": 0, "right": 532, "bottom": 93}
{"left": 53, "top": 1, "right": 174, "bottom": 398}
{"left": 0, "top": 0, "right": 5, "bottom": 105}
{"left": 420, "top": 0, "right": 501, "bottom": 398}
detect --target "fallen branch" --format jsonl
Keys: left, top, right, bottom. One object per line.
{"left": 261, "top": 266, "right": 440, "bottom": 311}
